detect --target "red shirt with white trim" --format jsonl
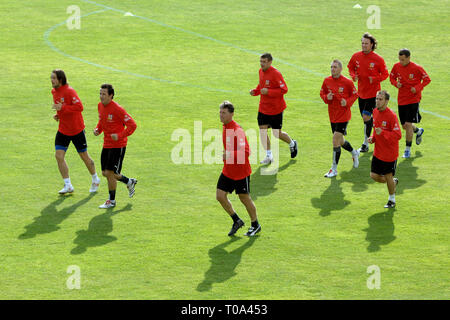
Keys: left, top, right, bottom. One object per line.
{"left": 371, "top": 107, "right": 402, "bottom": 162}
{"left": 252, "top": 66, "right": 288, "bottom": 115}
{"left": 320, "top": 75, "right": 358, "bottom": 123}
{"left": 347, "top": 51, "right": 389, "bottom": 99}
{"left": 95, "top": 100, "right": 137, "bottom": 148}
{"left": 51, "top": 84, "right": 85, "bottom": 136}
{"left": 222, "top": 120, "right": 251, "bottom": 180}
{"left": 389, "top": 61, "right": 431, "bottom": 105}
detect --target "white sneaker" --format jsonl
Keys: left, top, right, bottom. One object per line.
{"left": 352, "top": 149, "right": 360, "bottom": 168}
{"left": 260, "top": 155, "right": 273, "bottom": 165}
{"left": 127, "top": 178, "right": 137, "bottom": 198}
{"left": 99, "top": 199, "right": 116, "bottom": 209}
{"left": 59, "top": 185, "right": 74, "bottom": 194}
{"left": 89, "top": 178, "right": 101, "bottom": 193}
{"left": 324, "top": 169, "right": 338, "bottom": 178}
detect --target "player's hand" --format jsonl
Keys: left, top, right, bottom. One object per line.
{"left": 368, "top": 76, "right": 373, "bottom": 84}
{"left": 52, "top": 103, "right": 62, "bottom": 111}
{"left": 368, "top": 137, "right": 374, "bottom": 144}
{"left": 93, "top": 128, "right": 100, "bottom": 136}
{"left": 53, "top": 114, "right": 59, "bottom": 121}
{"left": 375, "top": 127, "right": 382, "bottom": 135}
{"left": 250, "top": 89, "right": 255, "bottom": 96}
{"left": 396, "top": 81, "right": 402, "bottom": 88}
{"left": 111, "top": 133, "right": 118, "bottom": 141}
{"left": 261, "top": 88, "right": 268, "bottom": 95}
{"left": 340, "top": 99, "right": 347, "bottom": 107}
{"left": 327, "top": 92, "right": 333, "bottom": 100}
{"left": 411, "top": 87, "right": 417, "bottom": 94}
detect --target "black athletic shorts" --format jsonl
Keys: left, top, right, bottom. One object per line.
{"left": 257, "top": 112, "right": 283, "bottom": 129}
{"left": 371, "top": 155, "right": 397, "bottom": 176}
{"left": 55, "top": 130, "right": 87, "bottom": 153}
{"left": 330, "top": 122, "right": 348, "bottom": 135}
{"left": 398, "top": 103, "right": 421, "bottom": 124}
{"left": 217, "top": 173, "right": 250, "bottom": 194}
{"left": 359, "top": 97, "right": 376, "bottom": 117}
{"left": 101, "top": 147, "right": 126, "bottom": 174}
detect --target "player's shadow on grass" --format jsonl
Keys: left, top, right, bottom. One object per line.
{"left": 339, "top": 152, "right": 375, "bottom": 193}
{"left": 395, "top": 151, "right": 426, "bottom": 195}
{"left": 363, "top": 209, "right": 396, "bottom": 252}
{"left": 196, "top": 236, "right": 257, "bottom": 292}
{"left": 311, "top": 178, "right": 350, "bottom": 217}
{"left": 18, "top": 193, "right": 95, "bottom": 240}
{"left": 250, "top": 159, "right": 296, "bottom": 201}
{"left": 71, "top": 204, "right": 132, "bottom": 255}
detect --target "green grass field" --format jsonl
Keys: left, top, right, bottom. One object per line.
{"left": 1, "top": 0, "right": 449, "bottom": 299}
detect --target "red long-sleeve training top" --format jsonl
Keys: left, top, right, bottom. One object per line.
{"left": 371, "top": 107, "right": 402, "bottom": 162}
{"left": 347, "top": 51, "right": 389, "bottom": 99}
{"left": 95, "top": 100, "right": 137, "bottom": 148}
{"left": 320, "top": 75, "right": 358, "bottom": 123}
{"left": 389, "top": 61, "right": 431, "bottom": 105}
{"left": 52, "top": 84, "right": 85, "bottom": 136}
{"left": 251, "top": 66, "right": 288, "bottom": 115}
{"left": 222, "top": 120, "right": 251, "bottom": 180}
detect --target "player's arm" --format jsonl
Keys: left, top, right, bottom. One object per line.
{"left": 347, "top": 56, "right": 358, "bottom": 81}
{"left": 414, "top": 66, "right": 431, "bottom": 93}
{"left": 320, "top": 80, "right": 333, "bottom": 103}
{"left": 342, "top": 82, "right": 358, "bottom": 107}
{"left": 389, "top": 65, "right": 400, "bottom": 87}
{"left": 267, "top": 73, "right": 288, "bottom": 97}
{"left": 116, "top": 110, "right": 137, "bottom": 140}
{"left": 250, "top": 83, "right": 261, "bottom": 96}
{"left": 227, "top": 128, "right": 249, "bottom": 164}
{"left": 60, "top": 90, "right": 83, "bottom": 112}
{"left": 375, "top": 59, "right": 389, "bottom": 82}
{"left": 379, "top": 115, "right": 402, "bottom": 142}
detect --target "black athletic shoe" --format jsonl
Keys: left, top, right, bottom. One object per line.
{"left": 290, "top": 140, "right": 298, "bottom": 158}
{"left": 228, "top": 219, "right": 244, "bottom": 236}
{"left": 384, "top": 200, "right": 396, "bottom": 209}
{"left": 358, "top": 144, "right": 369, "bottom": 153}
{"left": 245, "top": 224, "right": 261, "bottom": 236}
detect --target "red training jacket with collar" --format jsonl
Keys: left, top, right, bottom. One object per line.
{"left": 222, "top": 120, "right": 251, "bottom": 180}
{"left": 389, "top": 61, "right": 431, "bottom": 105}
{"left": 252, "top": 66, "right": 288, "bottom": 115}
{"left": 51, "top": 84, "right": 85, "bottom": 136}
{"left": 371, "top": 107, "right": 402, "bottom": 162}
{"left": 347, "top": 51, "right": 389, "bottom": 99}
{"left": 320, "top": 75, "right": 358, "bottom": 123}
{"left": 95, "top": 100, "right": 137, "bottom": 148}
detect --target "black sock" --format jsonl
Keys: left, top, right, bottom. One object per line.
{"left": 406, "top": 141, "right": 412, "bottom": 147}
{"left": 342, "top": 141, "right": 353, "bottom": 152}
{"left": 231, "top": 213, "right": 240, "bottom": 223}
{"left": 251, "top": 220, "right": 259, "bottom": 228}
{"left": 109, "top": 190, "right": 116, "bottom": 201}
{"left": 413, "top": 127, "right": 419, "bottom": 133}
{"left": 333, "top": 147, "right": 341, "bottom": 166}
{"left": 364, "top": 118, "right": 373, "bottom": 138}
{"left": 119, "top": 175, "right": 129, "bottom": 184}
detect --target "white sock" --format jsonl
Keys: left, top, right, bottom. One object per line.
{"left": 389, "top": 194, "right": 396, "bottom": 202}
{"left": 266, "top": 150, "right": 272, "bottom": 158}
{"left": 64, "top": 178, "right": 71, "bottom": 186}
{"left": 289, "top": 140, "right": 295, "bottom": 147}
{"left": 92, "top": 173, "right": 99, "bottom": 181}
{"left": 405, "top": 146, "right": 411, "bottom": 152}
{"left": 332, "top": 164, "right": 338, "bottom": 171}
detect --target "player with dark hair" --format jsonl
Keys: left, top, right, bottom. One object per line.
{"left": 94, "top": 84, "right": 138, "bottom": 208}
{"left": 368, "top": 90, "right": 402, "bottom": 208}
{"left": 320, "top": 60, "right": 359, "bottom": 177}
{"left": 216, "top": 101, "right": 261, "bottom": 237}
{"left": 250, "top": 53, "right": 297, "bottom": 165}
{"left": 51, "top": 69, "right": 100, "bottom": 194}
{"left": 348, "top": 32, "right": 389, "bottom": 153}
{"left": 389, "top": 48, "right": 431, "bottom": 158}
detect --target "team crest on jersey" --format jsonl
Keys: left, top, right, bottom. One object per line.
{"left": 409, "top": 74, "right": 414, "bottom": 79}
{"left": 124, "top": 115, "right": 130, "bottom": 121}
{"left": 370, "top": 62, "right": 375, "bottom": 68}
{"left": 265, "top": 80, "right": 270, "bottom": 85}
{"left": 61, "top": 98, "right": 64, "bottom": 103}
{"left": 382, "top": 121, "right": 387, "bottom": 127}
{"left": 108, "top": 114, "right": 113, "bottom": 121}
{"left": 339, "top": 87, "right": 344, "bottom": 93}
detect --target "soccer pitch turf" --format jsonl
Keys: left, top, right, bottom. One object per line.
{"left": 0, "top": 0, "right": 449, "bottom": 299}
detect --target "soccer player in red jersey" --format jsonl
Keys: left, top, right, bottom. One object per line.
{"left": 216, "top": 101, "right": 261, "bottom": 237}
{"left": 320, "top": 60, "right": 360, "bottom": 178}
{"left": 389, "top": 48, "right": 431, "bottom": 158}
{"left": 94, "top": 84, "right": 137, "bottom": 209}
{"left": 348, "top": 33, "right": 389, "bottom": 153}
{"left": 250, "top": 53, "right": 297, "bottom": 165}
{"left": 368, "top": 91, "right": 402, "bottom": 208}
{"left": 51, "top": 69, "right": 100, "bottom": 194}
